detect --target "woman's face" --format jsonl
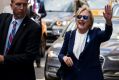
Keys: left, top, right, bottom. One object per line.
{"left": 76, "top": 10, "right": 91, "bottom": 32}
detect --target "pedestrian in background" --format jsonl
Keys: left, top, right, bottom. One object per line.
{"left": 74, "top": 0, "right": 88, "bottom": 13}
{"left": 27, "top": 0, "right": 47, "bottom": 68}
{"left": 58, "top": 4, "right": 112, "bottom": 80}
{"left": 28, "top": 0, "right": 46, "bottom": 24}
{"left": 0, "top": 0, "right": 41, "bottom": 80}
{"left": 34, "top": 0, "right": 46, "bottom": 68}
{"left": 28, "top": 0, "right": 47, "bottom": 68}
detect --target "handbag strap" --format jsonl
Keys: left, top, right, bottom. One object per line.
{"left": 68, "top": 30, "right": 72, "bottom": 44}
{"left": 66, "top": 30, "right": 72, "bottom": 56}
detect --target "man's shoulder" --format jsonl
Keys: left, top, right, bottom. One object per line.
{"left": 0, "top": 13, "right": 12, "bottom": 18}
{"left": 0, "top": 13, "right": 12, "bottom": 22}
{"left": 28, "top": 18, "right": 41, "bottom": 29}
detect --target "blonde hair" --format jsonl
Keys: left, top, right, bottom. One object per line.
{"left": 74, "top": 5, "right": 94, "bottom": 27}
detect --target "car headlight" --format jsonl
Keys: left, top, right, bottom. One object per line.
{"left": 51, "top": 20, "right": 70, "bottom": 36}
{"left": 52, "top": 27, "right": 63, "bottom": 36}
{"left": 56, "top": 20, "right": 62, "bottom": 26}
{"left": 48, "top": 51, "right": 58, "bottom": 58}
{"left": 108, "top": 56, "right": 119, "bottom": 61}
{"left": 56, "top": 20, "right": 70, "bottom": 26}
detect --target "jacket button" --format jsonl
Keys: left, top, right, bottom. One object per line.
{"left": 78, "top": 69, "right": 80, "bottom": 71}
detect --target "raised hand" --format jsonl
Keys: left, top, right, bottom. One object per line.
{"left": 103, "top": 5, "right": 112, "bottom": 25}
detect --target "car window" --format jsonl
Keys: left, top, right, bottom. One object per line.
{"left": 44, "top": 0, "right": 74, "bottom": 12}
{"left": 62, "top": 19, "right": 76, "bottom": 37}
{"left": 113, "top": 4, "right": 119, "bottom": 17}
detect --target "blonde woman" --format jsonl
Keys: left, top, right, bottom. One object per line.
{"left": 58, "top": 5, "right": 112, "bottom": 80}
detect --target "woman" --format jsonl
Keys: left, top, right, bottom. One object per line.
{"left": 58, "top": 5, "right": 112, "bottom": 80}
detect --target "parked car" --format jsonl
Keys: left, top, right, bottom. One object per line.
{"left": 42, "top": 0, "right": 75, "bottom": 47}
{"left": 44, "top": 12, "right": 119, "bottom": 80}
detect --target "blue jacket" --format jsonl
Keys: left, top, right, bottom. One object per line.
{"left": 58, "top": 24, "right": 112, "bottom": 80}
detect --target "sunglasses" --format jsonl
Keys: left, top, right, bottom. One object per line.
{"left": 76, "top": 15, "right": 89, "bottom": 20}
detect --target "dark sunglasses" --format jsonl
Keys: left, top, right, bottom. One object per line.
{"left": 76, "top": 15, "right": 89, "bottom": 20}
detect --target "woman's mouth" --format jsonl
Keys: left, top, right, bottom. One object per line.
{"left": 79, "top": 21, "right": 85, "bottom": 26}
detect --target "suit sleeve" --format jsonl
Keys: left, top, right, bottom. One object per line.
{"left": 4, "top": 23, "right": 42, "bottom": 64}
{"left": 0, "top": 13, "right": 11, "bottom": 54}
{"left": 58, "top": 31, "right": 71, "bottom": 64}
{"left": 97, "top": 24, "right": 113, "bottom": 42}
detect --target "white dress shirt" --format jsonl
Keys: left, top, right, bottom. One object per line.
{"left": 4, "top": 16, "right": 23, "bottom": 54}
{"left": 73, "top": 29, "right": 88, "bottom": 59}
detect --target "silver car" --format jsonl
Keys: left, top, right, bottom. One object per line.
{"left": 43, "top": 0, "right": 75, "bottom": 47}
{"left": 44, "top": 8, "right": 119, "bottom": 80}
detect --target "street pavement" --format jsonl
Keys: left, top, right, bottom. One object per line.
{"left": 34, "top": 57, "right": 46, "bottom": 80}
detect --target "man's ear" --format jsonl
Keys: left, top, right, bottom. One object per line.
{"left": 10, "top": 3, "right": 13, "bottom": 10}
{"left": 10, "top": 3, "right": 12, "bottom": 8}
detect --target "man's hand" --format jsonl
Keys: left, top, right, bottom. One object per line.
{"left": 103, "top": 5, "right": 112, "bottom": 25}
{"left": 0, "top": 55, "right": 4, "bottom": 63}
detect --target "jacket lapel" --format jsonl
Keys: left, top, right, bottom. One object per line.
{"left": 1, "top": 15, "right": 12, "bottom": 54}
{"left": 68, "top": 29, "right": 76, "bottom": 54}
{"left": 78, "top": 29, "right": 93, "bottom": 59}
{"left": 10, "top": 16, "right": 30, "bottom": 49}
{"left": 68, "top": 29, "right": 93, "bottom": 59}
{"left": 83, "top": 29, "right": 92, "bottom": 49}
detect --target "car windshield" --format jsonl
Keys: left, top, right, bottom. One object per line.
{"left": 113, "top": 4, "right": 119, "bottom": 17}
{"left": 87, "top": 0, "right": 119, "bottom": 17}
{"left": 87, "top": 0, "right": 109, "bottom": 9}
{"left": 44, "top": 0, "right": 74, "bottom": 12}
{"left": 87, "top": 0, "right": 110, "bottom": 16}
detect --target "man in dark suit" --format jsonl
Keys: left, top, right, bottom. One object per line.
{"left": 0, "top": 0, "right": 41, "bottom": 80}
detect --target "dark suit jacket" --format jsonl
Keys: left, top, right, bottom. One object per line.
{"left": 58, "top": 24, "right": 112, "bottom": 80}
{"left": 0, "top": 13, "right": 41, "bottom": 80}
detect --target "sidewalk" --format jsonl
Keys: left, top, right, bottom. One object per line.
{"left": 34, "top": 57, "right": 46, "bottom": 80}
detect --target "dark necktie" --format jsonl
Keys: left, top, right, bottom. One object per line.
{"left": 4, "top": 21, "right": 17, "bottom": 55}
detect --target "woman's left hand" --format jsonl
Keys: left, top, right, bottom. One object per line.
{"left": 103, "top": 5, "right": 112, "bottom": 25}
